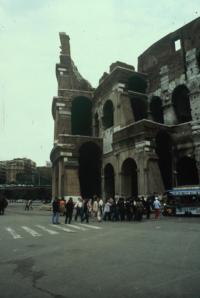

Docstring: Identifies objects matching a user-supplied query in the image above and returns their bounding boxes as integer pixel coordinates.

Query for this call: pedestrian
[52,197,60,224]
[97,197,103,222]
[28,199,33,210]
[74,197,83,221]
[92,198,98,218]
[144,197,151,219]
[153,195,161,219]
[103,199,111,221]
[81,199,90,223]
[0,193,8,215]
[25,199,30,211]
[134,199,144,221]
[118,198,125,221]
[65,197,74,224]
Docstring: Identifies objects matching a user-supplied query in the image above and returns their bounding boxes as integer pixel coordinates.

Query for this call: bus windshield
[164,187,200,216]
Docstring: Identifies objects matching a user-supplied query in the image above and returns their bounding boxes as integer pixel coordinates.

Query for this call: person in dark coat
[52,197,60,224]
[134,199,144,221]
[81,199,89,223]
[65,197,74,224]
[144,197,151,219]
[0,193,8,215]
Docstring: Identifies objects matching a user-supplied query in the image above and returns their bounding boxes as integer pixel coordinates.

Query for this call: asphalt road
[0,203,200,298]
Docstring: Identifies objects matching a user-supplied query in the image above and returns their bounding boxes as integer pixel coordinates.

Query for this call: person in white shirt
[74,197,83,221]
[103,200,111,221]
[153,196,161,219]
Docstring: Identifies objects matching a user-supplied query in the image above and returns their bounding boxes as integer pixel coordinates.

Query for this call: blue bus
[163,186,200,216]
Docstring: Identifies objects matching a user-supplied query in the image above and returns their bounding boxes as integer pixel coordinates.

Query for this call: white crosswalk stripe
[79,223,102,230]
[2,223,103,240]
[68,224,88,231]
[21,226,41,237]
[6,227,22,239]
[35,225,59,235]
[50,224,75,233]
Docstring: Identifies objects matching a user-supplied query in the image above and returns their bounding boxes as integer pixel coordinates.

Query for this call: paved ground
[0,203,200,298]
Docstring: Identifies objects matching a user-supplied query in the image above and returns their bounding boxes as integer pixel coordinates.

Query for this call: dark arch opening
[127,75,147,93]
[150,96,164,123]
[94,113,99,137]
[121,158,138,197]
[104,164,115,198]
[130,97,148,121]
[172,85,192,124]
[79,142,101,198]
[103,100,114,129]
[155,131,172,189]
[177,156,199,186]
[71,96,92,136]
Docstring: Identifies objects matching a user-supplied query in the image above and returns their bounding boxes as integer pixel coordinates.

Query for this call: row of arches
[104,159,138,198]
[77,142,138,198]
[150,84,192,124]
[76,138,199,199]
[71,97,114,137]
[70,84,192,138]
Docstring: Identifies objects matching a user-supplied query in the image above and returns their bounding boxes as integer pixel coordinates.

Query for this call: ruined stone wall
[138,17,200,184]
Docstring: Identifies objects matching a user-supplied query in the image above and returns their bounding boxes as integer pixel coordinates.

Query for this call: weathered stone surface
[51,18,200,199]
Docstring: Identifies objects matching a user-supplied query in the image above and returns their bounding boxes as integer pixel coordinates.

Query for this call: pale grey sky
[0,0,199,165]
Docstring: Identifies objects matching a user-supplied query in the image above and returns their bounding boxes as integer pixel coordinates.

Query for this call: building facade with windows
[50,17,200,199]
[6,158,36,184]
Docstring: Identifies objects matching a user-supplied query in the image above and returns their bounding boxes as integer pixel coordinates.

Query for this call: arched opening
[150,96,164,123]
[130,97,148,121]
[104,164,115,199]
[121,158,138,197]
[155,131,172,189]
[127,75,147,93]
[79,142,101,198]
[177,156,199,186]
[94,113,99,137]
[71,96,92,136]
[103,100,114,129]
[172,85,192,124]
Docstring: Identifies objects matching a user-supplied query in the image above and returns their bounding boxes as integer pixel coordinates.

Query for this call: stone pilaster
[52,164,56,199]
[58,158,63,198]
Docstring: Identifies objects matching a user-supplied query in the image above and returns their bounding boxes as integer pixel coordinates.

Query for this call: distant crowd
[52,195,162,225]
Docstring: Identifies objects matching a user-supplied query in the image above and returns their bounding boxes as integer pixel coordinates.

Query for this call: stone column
[52,164,56,199]
[192,120,200,183]
[58,158,63,198]
[64,160,81,196]
[143,167,148,195]
[101,173,105,199]
[114,153,120,197]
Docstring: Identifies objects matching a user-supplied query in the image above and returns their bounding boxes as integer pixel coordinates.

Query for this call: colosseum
[50,17,200,199]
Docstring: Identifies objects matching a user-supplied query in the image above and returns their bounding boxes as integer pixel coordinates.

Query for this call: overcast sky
[0,0,199,166]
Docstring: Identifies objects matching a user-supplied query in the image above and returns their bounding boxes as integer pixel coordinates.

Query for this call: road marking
[50,224,75,233]
[35,225,59,235]
[68,224,88,231]
[79,224,102,230]
[21,226,41,237]
[6,227,22,239]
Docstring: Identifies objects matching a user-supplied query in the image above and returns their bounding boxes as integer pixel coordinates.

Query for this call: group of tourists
[52,196,104,225]
[52,194,162,225]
